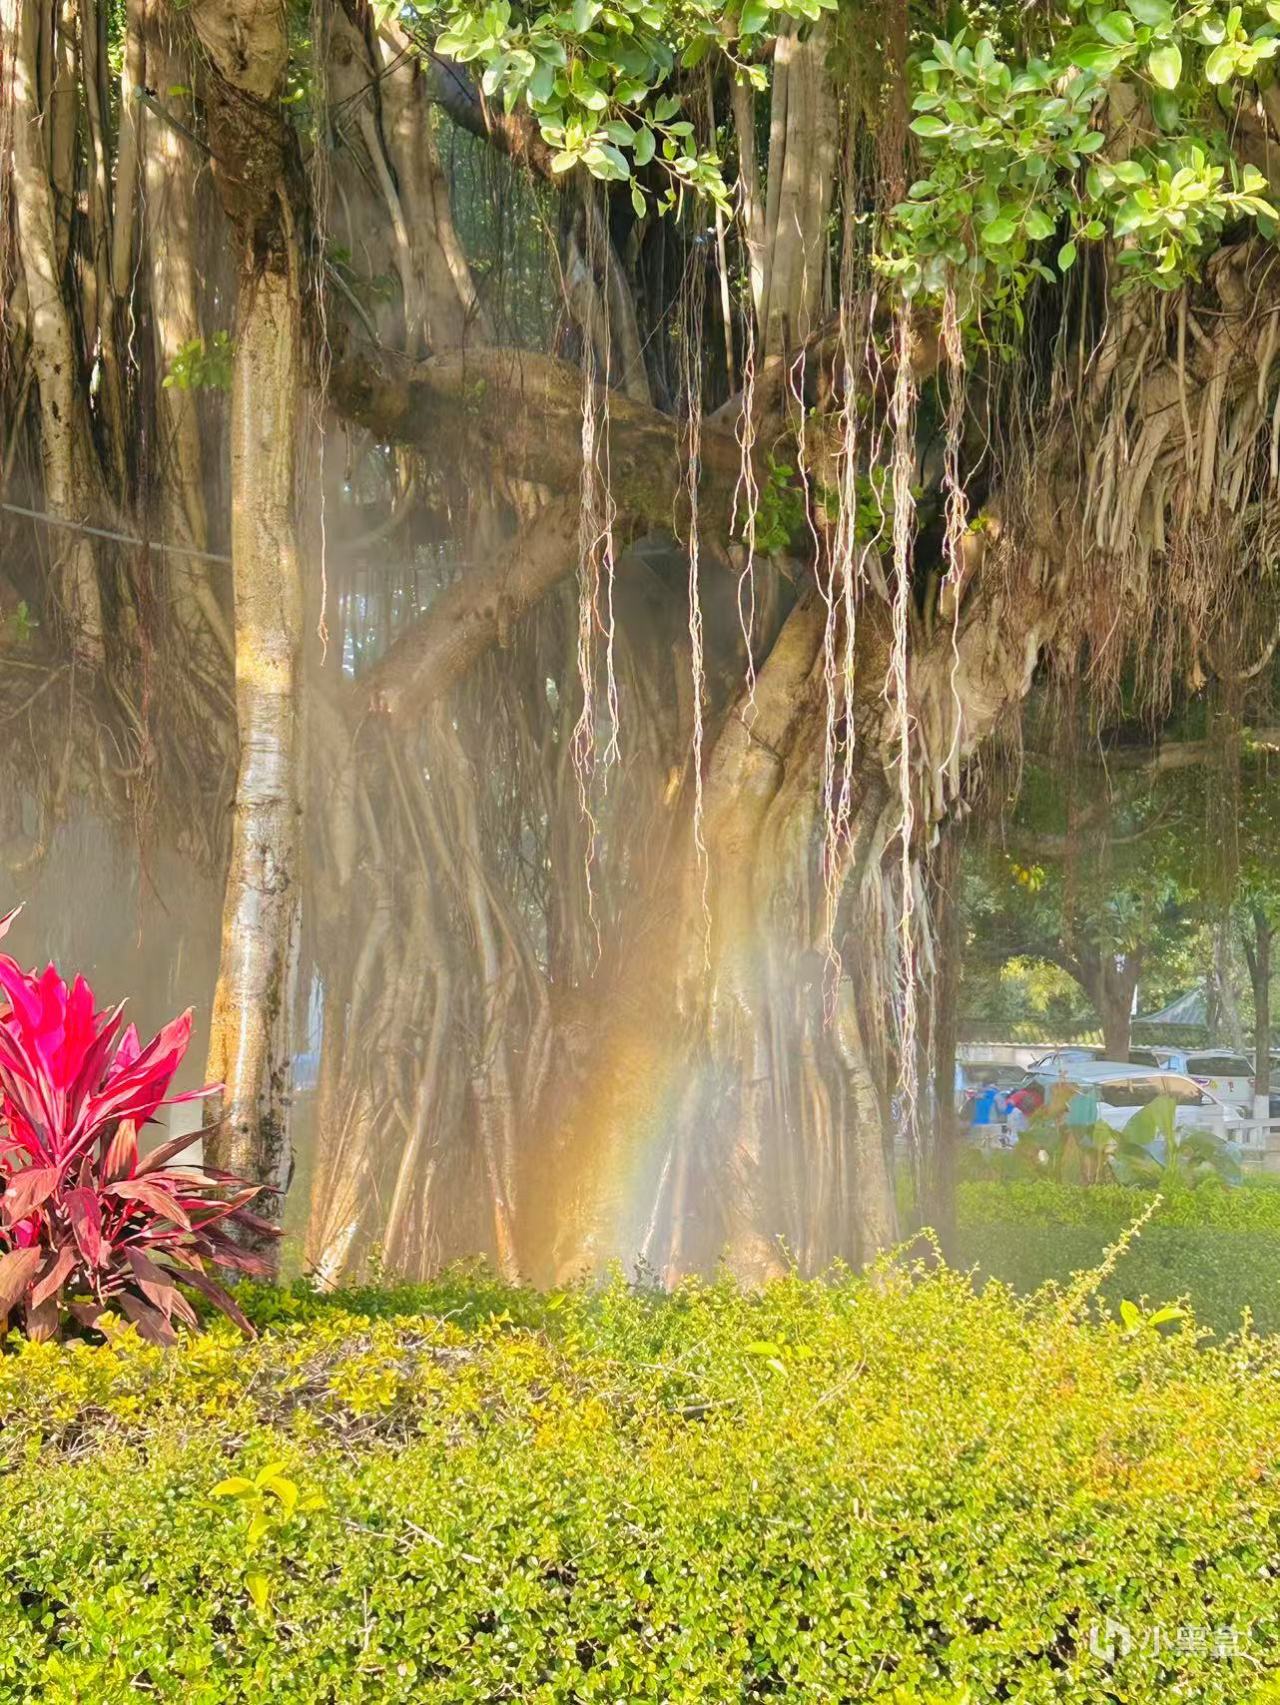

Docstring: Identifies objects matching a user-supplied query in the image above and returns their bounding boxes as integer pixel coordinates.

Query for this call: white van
[1141,1048,1254,1112]
[1028,1060,1239,1134]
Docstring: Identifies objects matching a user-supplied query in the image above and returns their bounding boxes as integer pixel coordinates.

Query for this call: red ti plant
[0,909,276,1343]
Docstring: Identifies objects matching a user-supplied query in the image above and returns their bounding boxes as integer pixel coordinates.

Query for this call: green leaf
[260,1472,298,1515]
[1111,158,1147,185]
[1058,239,1078,270]
[1024,208,1055,239]
[211,1477,255,1499]
[739,0,768,30]
[1119,1299,1143,1331]
[632,124,655,165]
[909,114,951,138]
[631,182,646,216]
[1147,40,1181,87]
[1205,40,1238,82]
[1147,1305,1188,1328]
[980,215,1019,246]
[1127,0,1172,23]
[245,1571,272,1614]
[1095,10,1136,43]
[1070,42,1125,71]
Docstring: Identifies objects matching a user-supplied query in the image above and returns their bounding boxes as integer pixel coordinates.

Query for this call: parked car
[1026,1059,1240,1134]
[1142,1048,1254,1112]
[1025,1047,1101,1074]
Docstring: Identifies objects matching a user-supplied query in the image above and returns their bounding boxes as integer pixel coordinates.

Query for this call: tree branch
[327,339,744,534]
[356,499,577,724]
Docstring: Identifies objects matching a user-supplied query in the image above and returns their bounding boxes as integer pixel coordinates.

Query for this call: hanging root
[680,242,712,950]
[888,301,919,1142]
[733,293,761,717]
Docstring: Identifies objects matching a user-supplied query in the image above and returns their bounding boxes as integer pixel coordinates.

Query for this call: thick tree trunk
[1099,965,1137,1061]
[6,0,105,659]
[142,0,233,662]
[753,16,838,362]
[203,264,304,1233]
[189,0,305,1255]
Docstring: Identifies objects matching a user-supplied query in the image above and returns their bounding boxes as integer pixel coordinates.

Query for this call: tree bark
[1245,908,1273,1114]
[189,0,305,1254]
[924,824,963,1259]
[142,0,234,663]
[6,0,106,660]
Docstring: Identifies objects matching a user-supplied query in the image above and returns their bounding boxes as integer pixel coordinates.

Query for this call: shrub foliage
[5,1265,1280,1701]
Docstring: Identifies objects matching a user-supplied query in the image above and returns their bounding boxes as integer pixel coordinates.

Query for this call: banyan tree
[3,0,1280,1283]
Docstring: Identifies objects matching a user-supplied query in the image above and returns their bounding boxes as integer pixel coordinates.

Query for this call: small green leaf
[1058,239,1078,270]
[980,215,1019,246]
[632,125,655,165]
[909,114,950,138]
[211,1477,255,1499]
[1119,1299,1142,1331]
[1147,1305,1188,1328]
[631,182,646,217]
[1127,0,1172,23]
[1205,40,1238,82]
[1024,208,1055,239]
[739,0,768,30]
[1147,40,1181,86]
[245,1571,272,1614]
[1095,10,1135,43]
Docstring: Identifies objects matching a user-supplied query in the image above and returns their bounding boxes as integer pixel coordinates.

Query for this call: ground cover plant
[5,1261,1280,1702]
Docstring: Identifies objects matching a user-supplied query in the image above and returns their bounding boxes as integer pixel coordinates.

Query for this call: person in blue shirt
[971,1081,1007,1129]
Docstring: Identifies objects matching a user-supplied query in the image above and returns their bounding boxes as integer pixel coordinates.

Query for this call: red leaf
[1,1164,61,1224]
[134,1129,207,1177]
[107,1179,191,1230]
[178,1265,256,1336]
[82,1010,193,1138]
[25,1294,59,1341]
[30,1244,76,1308]
[101,1120,138,1182]
[125,1247,181,1318]
[118,1290,178,1345]
[64,1187,103,1267]
[0,1246,42,1314]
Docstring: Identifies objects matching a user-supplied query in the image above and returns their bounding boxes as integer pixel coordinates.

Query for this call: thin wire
[1,501,232,564]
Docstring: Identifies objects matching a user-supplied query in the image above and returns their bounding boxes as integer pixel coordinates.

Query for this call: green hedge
[955,1180,1280,1335]
[7,1268,1280,1702]
[957,1178,1280,1232]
